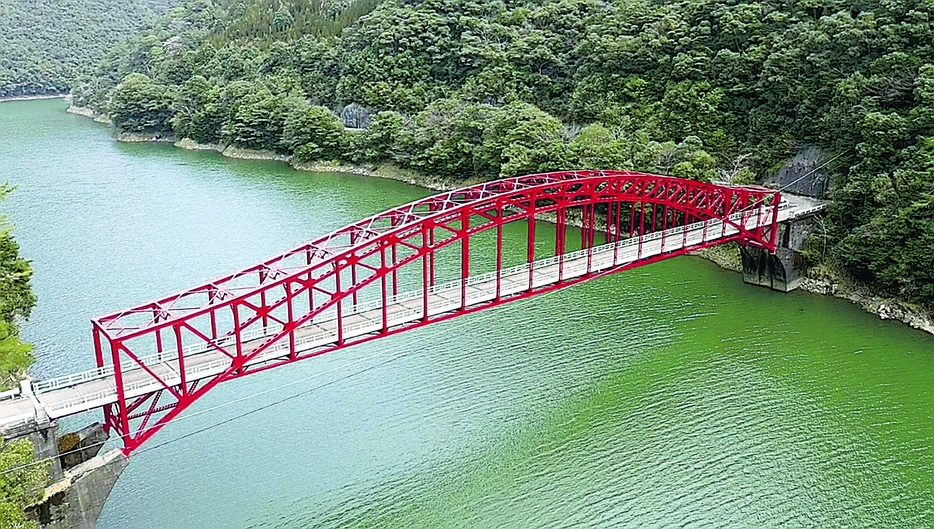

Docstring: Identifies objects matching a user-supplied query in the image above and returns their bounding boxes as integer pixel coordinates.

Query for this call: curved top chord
[93,170,777,339]
[11,169,789,454]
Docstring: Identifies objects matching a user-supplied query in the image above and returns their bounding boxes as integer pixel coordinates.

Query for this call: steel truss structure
[91,170,780,454]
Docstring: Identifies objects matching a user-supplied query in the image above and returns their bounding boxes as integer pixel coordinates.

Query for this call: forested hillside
[0,0,174,98]
[77,0,934,309]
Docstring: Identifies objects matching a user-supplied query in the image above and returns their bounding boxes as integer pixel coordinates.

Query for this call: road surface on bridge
[0,198,821,432]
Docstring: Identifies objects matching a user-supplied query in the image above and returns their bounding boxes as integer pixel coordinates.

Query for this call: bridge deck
[0,202,819,431]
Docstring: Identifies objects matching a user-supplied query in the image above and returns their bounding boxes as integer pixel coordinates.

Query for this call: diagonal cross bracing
[0,171,789,454]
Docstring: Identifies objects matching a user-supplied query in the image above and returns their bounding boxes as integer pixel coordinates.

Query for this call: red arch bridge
[2,170,800,454]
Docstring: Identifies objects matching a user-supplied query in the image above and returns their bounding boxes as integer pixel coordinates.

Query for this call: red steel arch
[91,170,780,453]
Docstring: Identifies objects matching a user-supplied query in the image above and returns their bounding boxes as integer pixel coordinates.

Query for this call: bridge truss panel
[86,170,779,454]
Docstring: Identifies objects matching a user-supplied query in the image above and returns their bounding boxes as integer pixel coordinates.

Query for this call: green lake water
[1,99,932,528]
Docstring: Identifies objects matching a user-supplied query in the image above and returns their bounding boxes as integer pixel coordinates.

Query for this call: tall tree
[0,185,44,529]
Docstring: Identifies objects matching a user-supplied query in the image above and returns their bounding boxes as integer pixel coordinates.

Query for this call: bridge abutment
[741,212,819,292]
[1,396,126,529]
[27,445,128,529]
[2,381,62,480]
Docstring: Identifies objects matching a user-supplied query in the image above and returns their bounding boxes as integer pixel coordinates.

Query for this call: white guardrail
[787,204,825,218]
[33,208,782,415]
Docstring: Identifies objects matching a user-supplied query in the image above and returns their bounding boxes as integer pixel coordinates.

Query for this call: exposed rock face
[115,131,174,142]
[765,144,833,198]
[220,145,289,161]
[798,277,934,335]
[340,103,371,128]
[57,423,108,472]
[66,105,111,124]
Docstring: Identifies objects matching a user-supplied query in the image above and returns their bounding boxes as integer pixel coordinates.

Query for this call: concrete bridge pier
[741,212,820,292]
[27,441,128,529]
[1,385,127,529]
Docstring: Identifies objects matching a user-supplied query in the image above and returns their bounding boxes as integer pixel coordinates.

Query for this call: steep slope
[75,0,934,310]
[0,0,173,97]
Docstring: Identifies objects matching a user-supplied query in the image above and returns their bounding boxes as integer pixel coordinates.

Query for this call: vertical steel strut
[91,171,780,454]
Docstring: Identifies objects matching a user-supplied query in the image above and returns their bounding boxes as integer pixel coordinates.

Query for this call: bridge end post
[769,191,781,253]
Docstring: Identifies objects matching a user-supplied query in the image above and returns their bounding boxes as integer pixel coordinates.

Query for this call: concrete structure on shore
[740,194,825,291]
[1,383,126,529]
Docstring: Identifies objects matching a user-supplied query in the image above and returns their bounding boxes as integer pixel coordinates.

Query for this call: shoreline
[690,245,934,335]
[69,105,934,336]
[0,93,67,103]
[66,105,111,123]
[173,138,460,191]
[796,275,934,334]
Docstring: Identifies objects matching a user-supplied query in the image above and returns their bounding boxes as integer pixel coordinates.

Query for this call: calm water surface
[1,99,932,528]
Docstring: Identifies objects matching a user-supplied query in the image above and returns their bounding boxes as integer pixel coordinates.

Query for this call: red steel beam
[92,171,779,454]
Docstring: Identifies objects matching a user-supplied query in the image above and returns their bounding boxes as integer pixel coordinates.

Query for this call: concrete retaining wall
[3,415,126,529]
[741,214,818,292]
[28,448,128,529]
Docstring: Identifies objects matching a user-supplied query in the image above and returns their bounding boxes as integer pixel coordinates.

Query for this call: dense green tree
[110,74,177,136]
[172,76,233,144]
[0,239,35,328]
[0,0,172,98]
[282,103,346,160]
[336,2,461,111]
[399,99,495,179]
[353,110,404,162]
[64,0,934,308]
[0,438,49,529]
[222,89,302,152]
[0,186,35,390]
[479,102,565,178]
[0,187,43,528]
[0,320,33,394]
[291,37,341,106]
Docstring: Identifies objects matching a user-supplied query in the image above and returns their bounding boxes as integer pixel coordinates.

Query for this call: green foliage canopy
[64,0,934,309]
[0,0,171,98]
[0,186,43,528]
[0,439,49,529]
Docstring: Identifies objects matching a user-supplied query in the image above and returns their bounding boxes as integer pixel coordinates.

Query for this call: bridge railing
[34,208,775,403]
[34,367,113,393]
[787,204,825,218]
